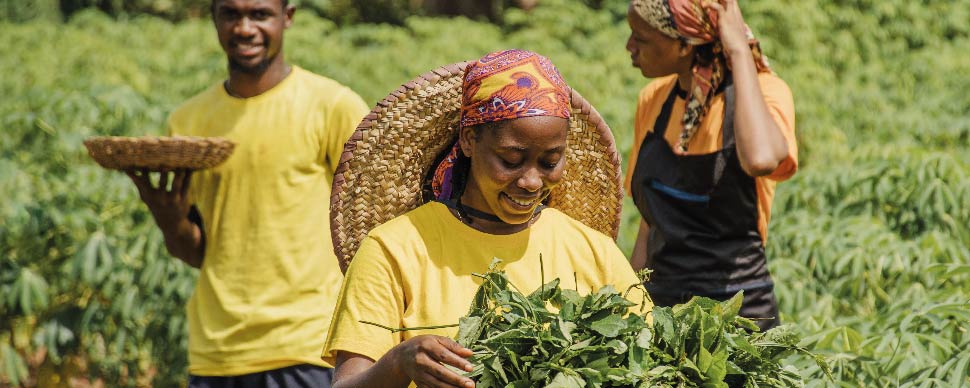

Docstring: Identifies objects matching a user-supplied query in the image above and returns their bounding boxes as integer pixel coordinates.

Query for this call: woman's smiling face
[459,115,568,225]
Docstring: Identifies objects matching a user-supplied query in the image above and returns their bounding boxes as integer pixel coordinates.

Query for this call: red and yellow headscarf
[432,49,571,200]
[631,0,771,153]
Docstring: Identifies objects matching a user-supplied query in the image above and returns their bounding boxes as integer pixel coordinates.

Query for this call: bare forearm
[630,219,651,271]
[334,351,412,388]
[159,218,204,268]
[728,50,788,177]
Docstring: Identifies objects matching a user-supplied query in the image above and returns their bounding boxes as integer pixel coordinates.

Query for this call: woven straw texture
[84,136,235,171]
[330,62,623,271]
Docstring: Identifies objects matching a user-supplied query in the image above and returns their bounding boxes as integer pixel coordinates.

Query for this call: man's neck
[225,59,292,99]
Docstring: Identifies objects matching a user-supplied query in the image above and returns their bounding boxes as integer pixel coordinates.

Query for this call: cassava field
[1,0,968,386]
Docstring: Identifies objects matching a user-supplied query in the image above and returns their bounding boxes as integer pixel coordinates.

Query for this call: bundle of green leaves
[455,261,827,387]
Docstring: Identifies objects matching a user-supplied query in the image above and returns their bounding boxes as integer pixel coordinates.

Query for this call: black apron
[631,82,779,330]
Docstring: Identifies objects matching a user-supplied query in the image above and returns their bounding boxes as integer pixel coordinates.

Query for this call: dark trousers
[189,364,333,388]
[650,286,780,332]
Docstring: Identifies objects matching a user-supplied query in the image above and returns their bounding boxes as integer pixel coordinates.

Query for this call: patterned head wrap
[630,0,771,153]
[432,49,571,201]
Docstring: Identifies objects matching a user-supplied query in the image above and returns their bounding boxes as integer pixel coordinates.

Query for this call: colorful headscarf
[631,0,771,153]
[431,49,571,201]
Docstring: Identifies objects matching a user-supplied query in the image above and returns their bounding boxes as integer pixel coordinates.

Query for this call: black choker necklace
[457,203,505,223]
[437,199,544,225]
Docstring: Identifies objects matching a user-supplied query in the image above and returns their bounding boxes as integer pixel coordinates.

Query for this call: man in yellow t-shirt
[126,0,368,386]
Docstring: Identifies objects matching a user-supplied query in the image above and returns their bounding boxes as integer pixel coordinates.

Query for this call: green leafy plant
[2,0,968,385]
[455,260,825,387]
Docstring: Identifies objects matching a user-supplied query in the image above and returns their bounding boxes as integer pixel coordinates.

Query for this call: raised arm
[706,0,790,177]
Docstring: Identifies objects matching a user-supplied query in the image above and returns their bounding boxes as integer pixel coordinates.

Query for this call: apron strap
[649,80,736,192]
[712,83,736,188]
[653,84,681,138]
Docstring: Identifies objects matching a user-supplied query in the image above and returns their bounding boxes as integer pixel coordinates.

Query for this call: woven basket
[330,62,624,272]
[83,136,236,171]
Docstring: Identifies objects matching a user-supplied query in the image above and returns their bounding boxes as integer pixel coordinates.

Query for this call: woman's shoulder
[351,202,450,269]
[366,202,448,241]
[536,208,616,244]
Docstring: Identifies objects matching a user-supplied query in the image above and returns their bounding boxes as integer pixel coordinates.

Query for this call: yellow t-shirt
[322,202,648,366]
[168,66,369,376]
[623,73,797,243]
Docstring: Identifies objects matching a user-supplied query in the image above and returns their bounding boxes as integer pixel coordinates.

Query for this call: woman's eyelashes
[500,157,523,169]
[541,158,561,169]
[499,157,560,170]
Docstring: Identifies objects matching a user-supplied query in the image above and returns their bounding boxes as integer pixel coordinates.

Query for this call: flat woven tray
[83,136,236,171]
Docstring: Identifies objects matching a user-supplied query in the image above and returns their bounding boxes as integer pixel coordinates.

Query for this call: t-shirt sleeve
[624,86,654,196]
[323,88,370,172]
[760,74,798,181]
[624,78,676,196]
[322,235,406,365]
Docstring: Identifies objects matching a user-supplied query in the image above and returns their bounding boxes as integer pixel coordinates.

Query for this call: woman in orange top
[624,0,797,330]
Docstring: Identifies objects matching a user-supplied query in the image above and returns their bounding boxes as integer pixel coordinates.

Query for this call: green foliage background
[1,0,968,386]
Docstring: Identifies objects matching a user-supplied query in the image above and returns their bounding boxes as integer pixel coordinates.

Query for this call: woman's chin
[497,214,533,226]
[497,194,540,223]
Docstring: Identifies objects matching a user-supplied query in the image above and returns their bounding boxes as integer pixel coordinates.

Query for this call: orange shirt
[623,73,797,243]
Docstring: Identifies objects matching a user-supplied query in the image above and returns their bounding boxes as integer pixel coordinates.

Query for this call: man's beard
[228,54,274,75]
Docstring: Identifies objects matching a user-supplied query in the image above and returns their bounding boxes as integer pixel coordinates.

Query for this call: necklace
[457,202,505,223]
[438,198,545,227]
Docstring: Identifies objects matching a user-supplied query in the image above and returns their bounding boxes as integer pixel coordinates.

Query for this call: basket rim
[83,135,236,171]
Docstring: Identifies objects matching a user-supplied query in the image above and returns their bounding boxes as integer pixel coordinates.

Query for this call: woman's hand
[703,0,750,57]
[333,336,475,388]
[390,335,475,388]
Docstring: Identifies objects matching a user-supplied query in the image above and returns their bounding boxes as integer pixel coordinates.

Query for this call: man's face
[212,0,293,74]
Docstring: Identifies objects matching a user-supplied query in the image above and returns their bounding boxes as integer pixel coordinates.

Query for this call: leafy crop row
[1,0,968,385]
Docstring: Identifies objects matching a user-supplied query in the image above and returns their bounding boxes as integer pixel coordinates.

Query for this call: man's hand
[126,169,204,267]
[126,169,192,231]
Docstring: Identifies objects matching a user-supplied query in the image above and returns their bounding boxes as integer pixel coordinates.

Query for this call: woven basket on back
[330,62,623,272]
[84,136,235,171]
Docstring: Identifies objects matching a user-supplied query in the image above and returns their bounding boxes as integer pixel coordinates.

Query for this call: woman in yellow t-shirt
[624,0,797,331]
[323,49,647,388]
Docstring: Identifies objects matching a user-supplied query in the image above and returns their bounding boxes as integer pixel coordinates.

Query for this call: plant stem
[359,320,459,333]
